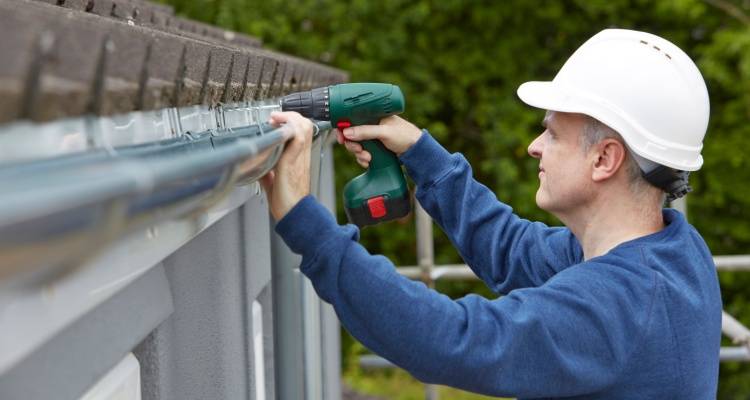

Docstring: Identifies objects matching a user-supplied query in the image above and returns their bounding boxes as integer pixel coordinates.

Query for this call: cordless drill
[280,83,410,227]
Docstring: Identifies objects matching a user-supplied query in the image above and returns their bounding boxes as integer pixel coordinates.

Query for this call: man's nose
[527,132,544,159]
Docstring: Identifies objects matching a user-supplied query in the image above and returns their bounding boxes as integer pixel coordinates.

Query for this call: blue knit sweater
[275,132,722,399]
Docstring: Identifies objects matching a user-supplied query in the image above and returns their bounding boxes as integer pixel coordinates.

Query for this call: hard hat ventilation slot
[639,40,672,60]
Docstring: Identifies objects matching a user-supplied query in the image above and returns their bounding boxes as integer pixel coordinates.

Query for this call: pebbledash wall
[0,1,347,399]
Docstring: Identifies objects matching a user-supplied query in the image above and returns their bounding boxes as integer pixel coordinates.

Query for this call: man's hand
[260,111,314,221]
[336,115,422,168]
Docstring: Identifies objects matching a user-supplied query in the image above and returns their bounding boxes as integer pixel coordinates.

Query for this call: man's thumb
[342,125,384,142]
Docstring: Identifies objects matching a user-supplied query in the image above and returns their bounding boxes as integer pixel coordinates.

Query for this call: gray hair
[580,116,656,198]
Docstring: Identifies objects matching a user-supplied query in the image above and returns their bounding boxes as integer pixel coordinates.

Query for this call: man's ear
[591,138,626,182]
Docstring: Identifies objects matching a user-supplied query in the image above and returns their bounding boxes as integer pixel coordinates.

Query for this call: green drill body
[281,83,410,227]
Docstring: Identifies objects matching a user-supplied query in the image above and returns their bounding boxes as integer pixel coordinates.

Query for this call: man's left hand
[260,111,314,221]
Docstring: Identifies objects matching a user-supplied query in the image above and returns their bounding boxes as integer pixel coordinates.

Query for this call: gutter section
[0,116,331,285]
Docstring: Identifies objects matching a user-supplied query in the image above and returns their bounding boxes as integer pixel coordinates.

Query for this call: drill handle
[361,139,399,170]
[343,138,410,227]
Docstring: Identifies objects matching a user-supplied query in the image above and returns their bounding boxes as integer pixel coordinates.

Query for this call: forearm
[400,132,579,292]
[275,196,466,372]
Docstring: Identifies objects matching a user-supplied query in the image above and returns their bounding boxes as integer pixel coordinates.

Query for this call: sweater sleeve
[399,131,582,293]
[275,196,654,398]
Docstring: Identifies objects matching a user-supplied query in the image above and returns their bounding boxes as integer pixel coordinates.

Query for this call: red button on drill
[367,196,387,218]
[337,121,351,130]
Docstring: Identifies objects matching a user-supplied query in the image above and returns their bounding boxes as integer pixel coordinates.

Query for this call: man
[261,29,722,399]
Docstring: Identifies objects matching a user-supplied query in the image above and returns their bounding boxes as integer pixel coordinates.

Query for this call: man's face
[527,111,594,215]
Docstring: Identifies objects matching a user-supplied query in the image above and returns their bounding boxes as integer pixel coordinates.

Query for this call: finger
[259,171,275,194]
[357,150,372,163]
[355,154,371,167]
[267,113,286,127]
[277,121,313,164]
[277,117,311,145]
[269,111,294,123]
[336,129,344,145]
[268,114,292,141]
[276,124,295,142]
[268,111,306,134]
[342,125,386,142]
[344,140,363,153]
[287,118,314,148]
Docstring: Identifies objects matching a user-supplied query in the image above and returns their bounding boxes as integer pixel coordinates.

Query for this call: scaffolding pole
[415,201,439,400]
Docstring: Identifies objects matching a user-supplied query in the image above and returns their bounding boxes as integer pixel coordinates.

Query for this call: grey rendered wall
[0,266,173,400]
[134,192,276,400]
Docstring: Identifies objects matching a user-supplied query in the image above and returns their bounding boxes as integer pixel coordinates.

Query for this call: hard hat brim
[516,81,703,171]
[517,81,579,114]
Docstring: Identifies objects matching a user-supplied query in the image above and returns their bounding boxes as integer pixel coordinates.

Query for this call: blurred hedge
[163,0,750,397]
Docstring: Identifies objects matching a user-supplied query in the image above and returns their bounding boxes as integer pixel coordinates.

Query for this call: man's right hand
[335,115,422,168]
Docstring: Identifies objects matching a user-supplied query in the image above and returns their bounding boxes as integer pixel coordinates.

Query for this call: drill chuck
[280,87,330,121]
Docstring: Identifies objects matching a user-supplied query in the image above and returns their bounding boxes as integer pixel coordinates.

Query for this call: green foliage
[164,0,750,397]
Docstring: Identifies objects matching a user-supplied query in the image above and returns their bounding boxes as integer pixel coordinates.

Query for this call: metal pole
[416,202,434,285]
[670,196,688,220]
[720,347,750,361]
[714,255,750,271]
[722,310,750,347]
[415,201,439,400]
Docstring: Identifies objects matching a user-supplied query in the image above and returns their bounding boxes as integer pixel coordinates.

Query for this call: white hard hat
[517,29,710,171]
